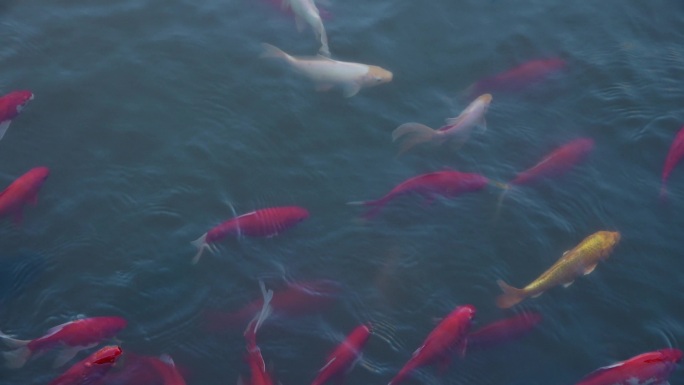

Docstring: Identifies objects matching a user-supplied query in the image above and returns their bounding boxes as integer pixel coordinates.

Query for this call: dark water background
[1,1,684,384]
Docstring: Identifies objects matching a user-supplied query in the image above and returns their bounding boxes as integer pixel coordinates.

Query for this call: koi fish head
[90,345,123,365]
[596,231,621,254]
[100,316,129,336]
[656,348,683,364]
[364,66,393,87]
[10,90,34,113]
[285,206,310,224]
[22,167,50,191]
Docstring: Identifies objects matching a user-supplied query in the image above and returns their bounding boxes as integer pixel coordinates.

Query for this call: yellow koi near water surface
[496,231,620,309]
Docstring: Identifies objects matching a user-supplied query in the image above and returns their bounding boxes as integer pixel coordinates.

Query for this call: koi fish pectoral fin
[0,120,11,141]
[53,343,98,368]
[562,281,574,288]
[583,263,598,275]
[315,83,335,92]
[341,82,362,98]
[477,116,487,133]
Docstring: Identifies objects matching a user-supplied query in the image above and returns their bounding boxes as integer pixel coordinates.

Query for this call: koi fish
[392,94,492,155]
[509,138,594,186]
[467,311,542,350]
[496,138,594,211]
[660,125,684,201]
[101,353,187,385]
[574,348,681,385]
[282,0,330,56]
[203,279,341,332]
[496,231,621,309]
[388,305,475,385]
[191,206,309,264]
[467,58,566,98]
[240,281,276,385]
[348,170,489,219]
[260,43,392,98]
[311,324,371,385]
[0,316,127,369]
[48,345,122,385]
[0,90,33,141]
[0,166,50,225]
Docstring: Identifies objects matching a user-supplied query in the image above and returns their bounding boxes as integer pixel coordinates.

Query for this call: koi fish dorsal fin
[44,321,72,337]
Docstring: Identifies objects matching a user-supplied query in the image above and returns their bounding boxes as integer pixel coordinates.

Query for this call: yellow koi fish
[260,43,393,97]
[496,231,620,308]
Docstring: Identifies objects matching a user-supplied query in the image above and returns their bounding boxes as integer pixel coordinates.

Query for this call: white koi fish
[282,0,330,57]
[392,94,492,155]
[261,43,393,97]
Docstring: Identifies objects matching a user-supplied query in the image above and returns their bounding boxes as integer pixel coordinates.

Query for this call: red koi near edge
[311,324,371,385]
[660,125,684,201]
[388,305,475,385]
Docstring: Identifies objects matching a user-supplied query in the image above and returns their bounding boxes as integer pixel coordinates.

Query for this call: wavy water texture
[1,1,684,385]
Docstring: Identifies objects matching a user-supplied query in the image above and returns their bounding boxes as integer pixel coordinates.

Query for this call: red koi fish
[348,170,489,219]
[660,125,684,201]
[0,166,50,225]
[574,348,681,385]
[240,282,276,385]
[510,138,594,186]
[0,316,127,369]
[203,279,341,332]
[191,206,309,263]
[496,138,594,213]
[467,312,542,350]
[467,58,566,98]
[101,353,186,385]
[311,324,371,385]
[0,90,34,141]
[388,305,476,385]
[48,345,122,385]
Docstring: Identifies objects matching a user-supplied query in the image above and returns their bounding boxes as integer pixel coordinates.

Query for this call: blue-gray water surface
[1,1,684,384]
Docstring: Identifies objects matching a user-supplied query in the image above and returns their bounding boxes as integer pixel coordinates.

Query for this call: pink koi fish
[0,166,49,225]
[467,312,542,350]
[203,279,341,332]
[391,94,492,155]
[467,58,566,98]
[388,305,475,385]
[348,170,489,219]
[0,316,127,369]
[191,206,309,263]
[311,324,371,385]
[574,348,681,385]
[0,90,33,142]
[49,345,122,385]
[660,125,684,201]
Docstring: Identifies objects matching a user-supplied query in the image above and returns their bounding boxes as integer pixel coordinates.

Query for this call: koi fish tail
[0,332,31,369]
[245,281,274,341]
[260,43,293,64]
[347,198,387,220]
[495,280,526,309]
[391,123,437,155]
[191,233,218,265]
[313,19,330,57]
[254,280,274,333]
[659,183,669,203]
[492,182,511,220]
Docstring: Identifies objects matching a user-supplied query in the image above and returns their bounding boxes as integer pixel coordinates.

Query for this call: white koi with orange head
[261,43,393,97]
